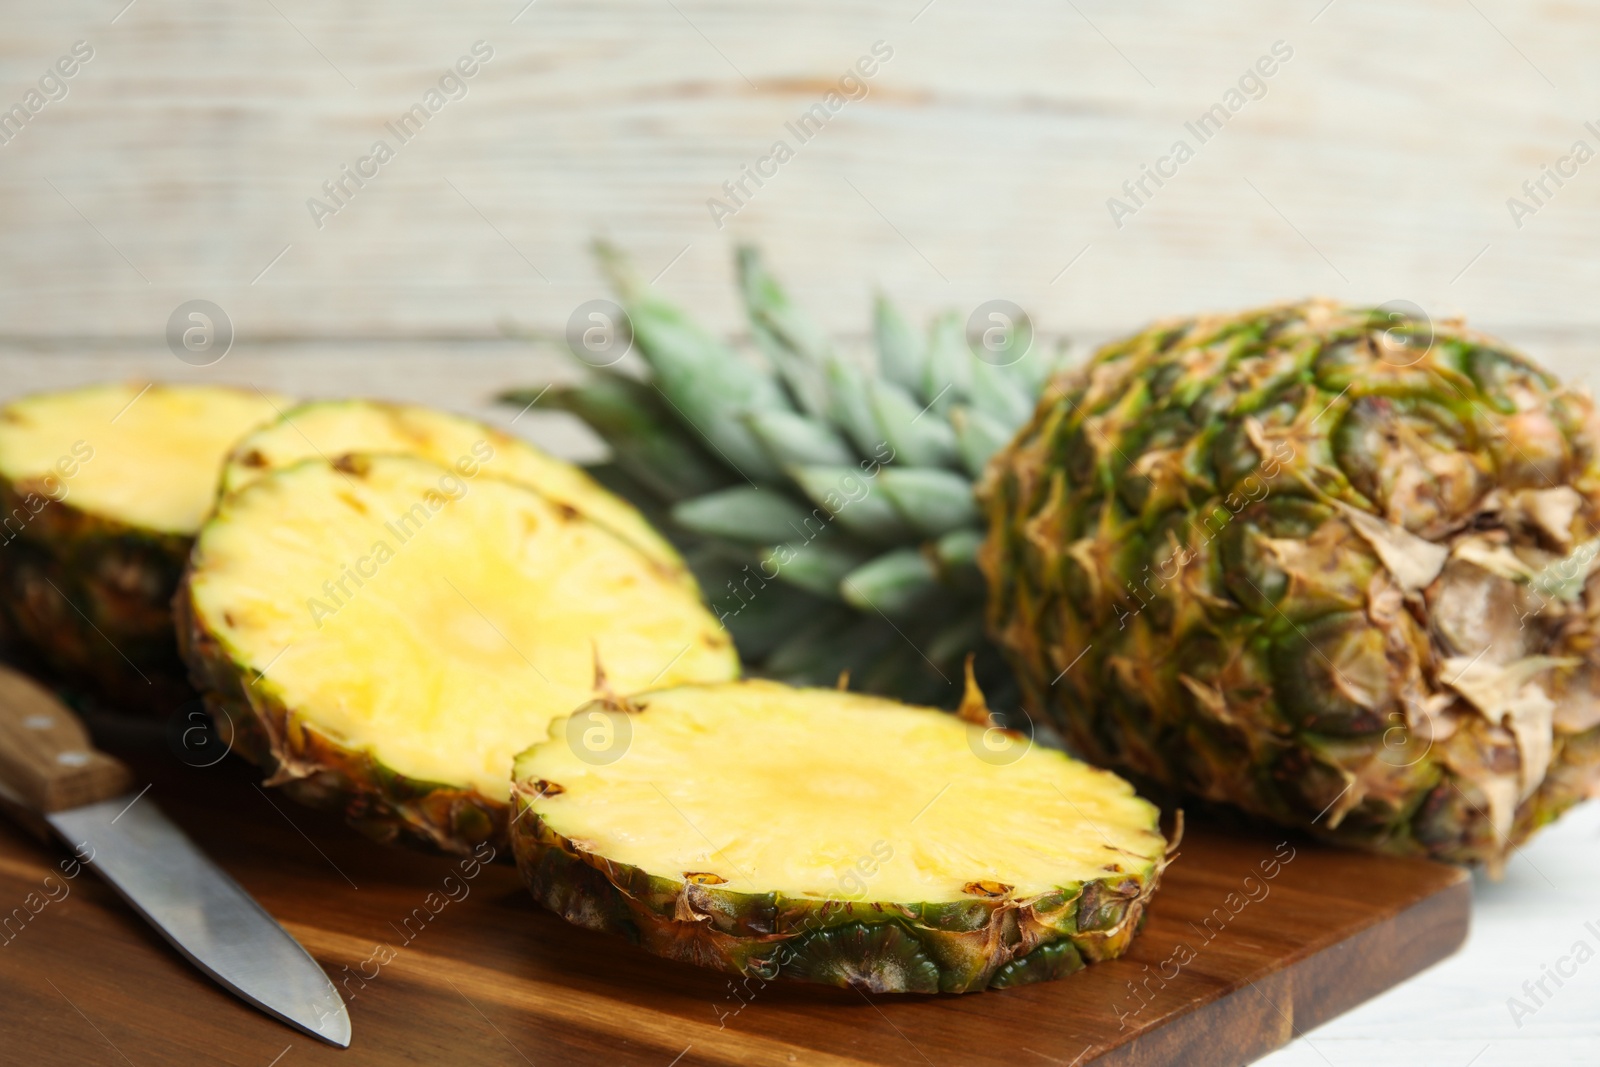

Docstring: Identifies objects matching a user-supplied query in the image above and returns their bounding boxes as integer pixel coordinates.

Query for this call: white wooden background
[3,0,1600,349]
[2,1,1599,1064]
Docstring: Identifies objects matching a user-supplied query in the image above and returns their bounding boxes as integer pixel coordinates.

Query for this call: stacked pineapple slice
[0,383,285,709]
[179,451,737,851]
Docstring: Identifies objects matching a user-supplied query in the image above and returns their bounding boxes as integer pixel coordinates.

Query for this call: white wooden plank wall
[0,0,1596,357]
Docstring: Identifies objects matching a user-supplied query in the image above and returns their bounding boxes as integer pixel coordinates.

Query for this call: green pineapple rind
[0,485,192,712]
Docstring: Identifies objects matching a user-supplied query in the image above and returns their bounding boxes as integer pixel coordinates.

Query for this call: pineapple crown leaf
[875,467,981,537]
[497,243,1039,662]
[534,375,730,501]
[760,538,869,599]
[670,486,812,543]
[873,292,927,395]
[841,547,937,616]
[743,409,855,468]
[789,465,917,543]
[592,237,643,303]
[737,244,837,418]
[550,244,1061,495]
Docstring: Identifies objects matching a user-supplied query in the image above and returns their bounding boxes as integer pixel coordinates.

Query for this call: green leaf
[761,537,872,599]
[876,467,979,538]
[824,356,886,458]
[738,246,834,417]
[924,613,988,672]
[763,613,898,685]
[672,486,815,544]
[841,549,938,615]
[596,241,791,480]
[790,465,916,542]
[749,321,833,419]
[934,528,984,569]
[707,569,830,659]
[869,381,959,470]
[584,462,682,531]
[746,409,856,468]
[857,642,954,706]
[951,405,1015,479]
[930,528,986,597]
[874,294,925,394]
[536,376,730,500]
[968,358,1037,429]
[921,312,971,412]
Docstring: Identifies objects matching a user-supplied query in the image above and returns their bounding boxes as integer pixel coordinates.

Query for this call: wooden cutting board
[0,723,1468,1067]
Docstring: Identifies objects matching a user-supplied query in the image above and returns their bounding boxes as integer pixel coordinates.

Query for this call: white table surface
[1260,799,1600,1067]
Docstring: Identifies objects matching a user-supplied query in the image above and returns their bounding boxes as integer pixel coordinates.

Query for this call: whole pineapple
[984,301,1600,868]
[505,243,1062,709]
[515,251,1600,867]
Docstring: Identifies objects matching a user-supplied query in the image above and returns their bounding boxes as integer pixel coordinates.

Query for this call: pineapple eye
[332,453,371,477]
[684,872,728,885]
[961,881,1014,899]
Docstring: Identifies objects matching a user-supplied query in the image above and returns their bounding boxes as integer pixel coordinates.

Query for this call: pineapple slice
[179,453,738,853]
[512,680,1168,993]
[219,398,678,569]
[0,382,285,706]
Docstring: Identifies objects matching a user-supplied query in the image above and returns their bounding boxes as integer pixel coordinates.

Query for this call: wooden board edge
[1091,871,1472,1066]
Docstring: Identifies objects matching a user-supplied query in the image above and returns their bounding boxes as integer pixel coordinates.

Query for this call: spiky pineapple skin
[173,578,502,855]
[983,300,1600,866]
[510,776,1161,994]
[0,478,191,712]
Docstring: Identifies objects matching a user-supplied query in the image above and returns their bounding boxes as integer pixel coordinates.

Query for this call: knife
[0,665,351,1048]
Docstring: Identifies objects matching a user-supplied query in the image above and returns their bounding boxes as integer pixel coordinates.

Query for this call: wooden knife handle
[0,665,133,814]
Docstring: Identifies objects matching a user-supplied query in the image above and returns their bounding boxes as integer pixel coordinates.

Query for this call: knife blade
[0,665,351,1048]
